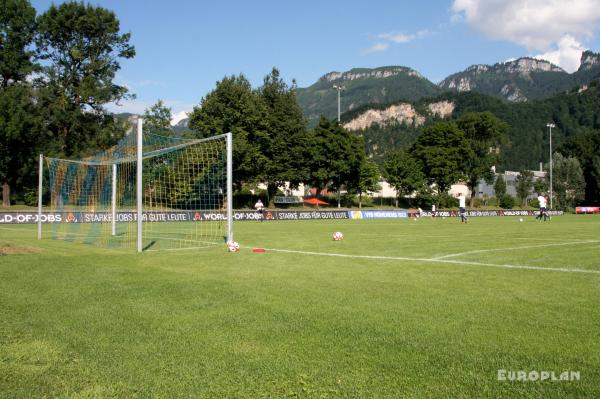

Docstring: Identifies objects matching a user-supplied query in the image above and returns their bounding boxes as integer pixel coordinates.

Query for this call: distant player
[536,193,548,221]
[458,193,467,223]
[544,193,551,221]
[254,198,264,222]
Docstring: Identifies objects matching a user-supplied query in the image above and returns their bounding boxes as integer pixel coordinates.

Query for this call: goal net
[39,120,233,252]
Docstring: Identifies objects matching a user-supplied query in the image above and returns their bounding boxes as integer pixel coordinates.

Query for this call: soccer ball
[227,241,240,252]
[332,231,344,241]
[519,218,523,222]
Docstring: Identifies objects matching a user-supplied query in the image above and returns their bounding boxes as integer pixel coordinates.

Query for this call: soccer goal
[38,119,233,252]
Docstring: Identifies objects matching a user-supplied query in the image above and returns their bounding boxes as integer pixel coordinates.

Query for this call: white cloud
[362,42,390,55]
[379,32,415,44]
[170,110,189,126]
[452,0,600,70]
[377,29,431,44]
[364,29,431,55]
[534,35,587,72]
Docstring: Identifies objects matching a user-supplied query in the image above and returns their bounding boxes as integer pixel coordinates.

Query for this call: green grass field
[1,215,599,398]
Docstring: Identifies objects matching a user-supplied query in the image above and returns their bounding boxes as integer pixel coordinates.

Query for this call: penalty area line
[259,247,600,275]
[431,240,600,260]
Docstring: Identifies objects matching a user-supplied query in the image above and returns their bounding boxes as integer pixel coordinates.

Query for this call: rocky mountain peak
[343,103,426,131]
[500,57,564,74]
[466,64,489,73]
[323,67,422,83]
[579,50,600,71]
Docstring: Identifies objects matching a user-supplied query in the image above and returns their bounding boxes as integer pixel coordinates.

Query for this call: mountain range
[296,50,600,125]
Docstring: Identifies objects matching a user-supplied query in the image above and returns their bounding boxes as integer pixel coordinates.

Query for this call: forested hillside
[296,67,441,126]
[344,82,600,172]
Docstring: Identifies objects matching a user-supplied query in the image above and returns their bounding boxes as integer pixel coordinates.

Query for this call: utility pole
[333,85,344,122]
[333,85,345,208]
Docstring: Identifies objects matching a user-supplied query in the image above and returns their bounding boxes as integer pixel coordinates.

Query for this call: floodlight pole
[333,85,345,208]
[136,118,143,252]
[333,85,344,122]
[546,123,555,209]
[37,154,43,240]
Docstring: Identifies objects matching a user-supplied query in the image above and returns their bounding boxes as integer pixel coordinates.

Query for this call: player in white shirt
[254,198,264,221]
[536,193,548,221]
[458,193,467,223]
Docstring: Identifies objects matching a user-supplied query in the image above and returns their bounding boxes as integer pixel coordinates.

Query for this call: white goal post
[38,118,233,252]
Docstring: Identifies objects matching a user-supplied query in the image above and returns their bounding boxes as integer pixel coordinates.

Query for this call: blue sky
[30,0,600,123]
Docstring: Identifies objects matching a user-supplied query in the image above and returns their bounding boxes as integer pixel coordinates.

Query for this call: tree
[456,112,508,206]
[515,170,533,205]
[348,158,381,208]
[559,130,600,205]
[0,85,45,206]
[304,117,363,197]
[143,100,172,133]
[384,150,425,207]
[494,174,506,198]
[0,0,37,88]
[410,122,470,194]
[0,0,42,206]
[533,177,547,196]
[550,152,585,209]
[257,68,309,203]
[188,74,268,189]
[35,2,135,156]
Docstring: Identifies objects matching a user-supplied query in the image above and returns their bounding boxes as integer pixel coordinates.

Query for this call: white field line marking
[145,245,218,252]
[431,240,600,260]
[0,226,34,232]
[257,247,600,275]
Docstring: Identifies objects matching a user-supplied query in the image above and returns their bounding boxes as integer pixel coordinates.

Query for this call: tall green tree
[384,150,425,207]
[559,129,600,205]
[188,74,268,189]
[410,122,471,194]
[533,177,547,196]
[35,1,134,157]
[0,0,42,206]
[549,152,585,209]
[494,174,507,198]
[515,170,533,205]
[0,0,37,88]
[0,85,45,206]
[305,117,363,197]
[348,158,381,208]
[143,99,172,133]
[257,68,309,203]
[456,112,507,206]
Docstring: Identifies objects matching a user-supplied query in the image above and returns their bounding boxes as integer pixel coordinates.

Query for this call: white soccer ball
[332,231,344,241]
[227,241,240,252]
[519,218,523,222]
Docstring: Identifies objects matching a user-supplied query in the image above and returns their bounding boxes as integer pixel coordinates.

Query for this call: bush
[350,194,373,208]
[473,197,486,208]
[436,192,457,209]
[23,188,38,207]
[499,194,515,209]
